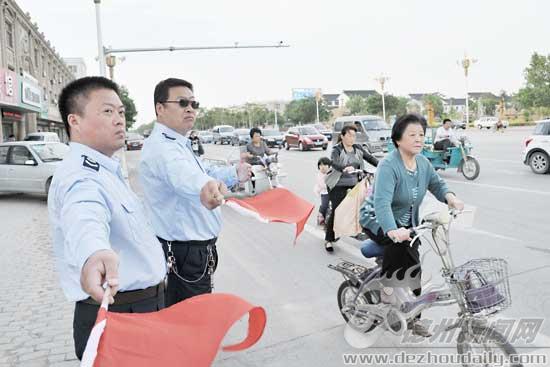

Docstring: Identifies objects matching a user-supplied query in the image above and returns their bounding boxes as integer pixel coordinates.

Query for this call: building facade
[63,57,87,79]
[0,0,76,142]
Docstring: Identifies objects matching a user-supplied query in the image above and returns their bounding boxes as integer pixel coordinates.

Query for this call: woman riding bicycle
[359,113,464,337]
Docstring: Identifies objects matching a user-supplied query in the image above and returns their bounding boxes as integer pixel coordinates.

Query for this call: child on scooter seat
[314,157,332,226]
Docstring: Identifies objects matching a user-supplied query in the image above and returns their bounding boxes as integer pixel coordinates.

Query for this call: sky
[17,0,550,127]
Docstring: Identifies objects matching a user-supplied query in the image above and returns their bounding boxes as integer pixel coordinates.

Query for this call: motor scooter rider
[244,127,281,192]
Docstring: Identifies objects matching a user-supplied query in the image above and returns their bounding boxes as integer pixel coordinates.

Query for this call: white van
[24,132,60,143]
[332,115,391,154]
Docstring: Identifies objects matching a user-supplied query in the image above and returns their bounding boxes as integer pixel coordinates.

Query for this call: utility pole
[458,54,477,128]
[93,0,106,76]
[315,90,321,123]
[374,75,390,122]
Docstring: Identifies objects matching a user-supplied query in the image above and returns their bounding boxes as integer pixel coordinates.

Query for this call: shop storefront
[0,68,22,142]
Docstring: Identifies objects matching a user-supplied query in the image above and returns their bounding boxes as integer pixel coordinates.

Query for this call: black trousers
[73,289,164,360]
[364,227,422,312]
[434,139,454,151]
[319,193,330,218]
[158,237,218,307]
[325,185,354,242]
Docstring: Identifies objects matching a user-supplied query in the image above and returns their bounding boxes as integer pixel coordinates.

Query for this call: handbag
[324,169,342,191]
[462,270,505,313]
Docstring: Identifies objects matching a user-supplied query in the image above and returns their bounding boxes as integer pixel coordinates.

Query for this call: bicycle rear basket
[452,258,511,315]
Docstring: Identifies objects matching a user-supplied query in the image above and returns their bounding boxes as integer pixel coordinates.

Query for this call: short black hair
[443,118,452,124]
[250,127,262,138]
[58,76,120,139]
[318,157,332,168]
[391,113,427,148]
[153,78,194,116]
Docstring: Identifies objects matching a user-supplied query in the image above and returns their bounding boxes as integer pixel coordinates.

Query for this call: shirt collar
[69,142,121,175]
[155,122,191,147]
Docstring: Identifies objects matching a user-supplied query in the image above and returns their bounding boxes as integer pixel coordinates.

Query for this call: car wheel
[478,125,482,129]
[299,142,305,151]
[322,145,328,150]
[529,151,550,174]
[285,142,290,150]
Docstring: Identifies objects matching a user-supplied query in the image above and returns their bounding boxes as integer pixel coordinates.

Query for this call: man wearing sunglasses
[139,78,251,305]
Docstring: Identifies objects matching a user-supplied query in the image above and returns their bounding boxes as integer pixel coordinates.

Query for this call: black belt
[157,237,217,246]
[81,282,164,306]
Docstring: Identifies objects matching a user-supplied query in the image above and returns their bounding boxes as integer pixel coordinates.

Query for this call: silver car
[0,141,69,195]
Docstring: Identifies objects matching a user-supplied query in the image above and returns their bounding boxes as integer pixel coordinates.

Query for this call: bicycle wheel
[457,325,522,367]
[337,280,380,333]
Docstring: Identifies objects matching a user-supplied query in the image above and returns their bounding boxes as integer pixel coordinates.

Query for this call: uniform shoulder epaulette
[81,155,100,172]
[162,133,176,141]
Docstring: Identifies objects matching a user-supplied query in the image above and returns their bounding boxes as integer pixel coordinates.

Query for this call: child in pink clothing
[314,157,332,225]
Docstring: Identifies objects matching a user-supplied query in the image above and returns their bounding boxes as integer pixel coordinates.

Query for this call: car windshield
[25,135,44,141]
[220,127,234,133]
[262,130,280,136]
[235,129,249,136]
[363,119,390,130]
[299,127,318,135]
[199,131,212,136]
[126,133,143,140]
[312,124,326,130]
[30,143,69,162]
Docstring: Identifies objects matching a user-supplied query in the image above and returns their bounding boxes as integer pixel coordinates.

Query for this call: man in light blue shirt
[48,77,166,360]
[140,78,251,306]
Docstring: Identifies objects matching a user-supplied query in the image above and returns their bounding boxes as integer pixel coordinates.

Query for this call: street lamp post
[458,54,477,128]
[374,75,390,122]
[93,0,106,76]
[315,89,321,123]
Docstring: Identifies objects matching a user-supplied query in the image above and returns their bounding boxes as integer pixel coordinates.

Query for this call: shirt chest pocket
[120,200,143,244]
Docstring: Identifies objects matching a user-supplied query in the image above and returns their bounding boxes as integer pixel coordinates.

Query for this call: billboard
[292,88,317,101]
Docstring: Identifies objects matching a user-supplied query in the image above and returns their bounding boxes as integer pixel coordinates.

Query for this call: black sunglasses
[162,99,200,109]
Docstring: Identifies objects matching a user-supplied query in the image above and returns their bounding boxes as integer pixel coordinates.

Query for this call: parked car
[231,129,251,146]
[452,120,466,129]
[262,129,285,148]
[333,115,391,154]
[0,141,69,195]
[307,123,332,141]
[212,125,235,145]
[284,126,327,151]
[523,119,550,174]
[125,132,144,150]
[198,130,213,144]
[474,116,509,129]
[24,132,60,142]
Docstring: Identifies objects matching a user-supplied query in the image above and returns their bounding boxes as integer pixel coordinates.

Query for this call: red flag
[225,188,314,242]
[81,293,266,367]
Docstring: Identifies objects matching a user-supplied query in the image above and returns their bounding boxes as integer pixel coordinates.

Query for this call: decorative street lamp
[458,54,477,128]
[374,75,390,122]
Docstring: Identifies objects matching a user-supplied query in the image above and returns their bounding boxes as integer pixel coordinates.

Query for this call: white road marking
[445,179,550,196]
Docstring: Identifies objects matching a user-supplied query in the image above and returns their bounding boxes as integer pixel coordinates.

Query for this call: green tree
[422,94,444,117]
[120,86,138,130]
[366,94,409,119]
[285,97,329,124]
[365,95,383,115]
[480,97,499,116]
[346,95,369,114]
[133,120,155,135]
[517,53,550,108]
